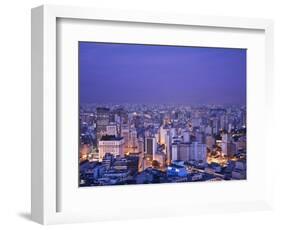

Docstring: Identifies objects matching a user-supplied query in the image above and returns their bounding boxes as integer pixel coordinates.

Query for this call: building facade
[96,107,110,140]
[98,135,125,159]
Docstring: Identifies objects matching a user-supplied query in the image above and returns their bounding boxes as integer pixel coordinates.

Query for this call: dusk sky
[79,42,246,105]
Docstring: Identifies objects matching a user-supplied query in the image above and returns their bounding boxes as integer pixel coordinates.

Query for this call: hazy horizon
[79,42,246,105]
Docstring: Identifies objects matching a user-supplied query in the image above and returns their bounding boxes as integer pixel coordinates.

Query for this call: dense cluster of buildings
[79,104,247,187]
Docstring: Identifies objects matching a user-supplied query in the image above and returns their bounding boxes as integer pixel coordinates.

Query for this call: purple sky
[79,42,246,105]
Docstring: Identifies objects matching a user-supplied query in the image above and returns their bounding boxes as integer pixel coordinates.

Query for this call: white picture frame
[31,5,274,225]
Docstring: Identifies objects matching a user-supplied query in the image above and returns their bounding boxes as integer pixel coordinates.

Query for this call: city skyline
[79,42,246,105]
[79,42,247,187]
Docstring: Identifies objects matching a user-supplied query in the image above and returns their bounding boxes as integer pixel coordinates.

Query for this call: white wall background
[0,0,280,229]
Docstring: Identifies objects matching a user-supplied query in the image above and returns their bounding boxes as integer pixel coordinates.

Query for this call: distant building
[206,135,215,149]
[172,136,182,144]
[159,126,168,145]
[205,125,212,135]
[183,131,190,143]
[145,137,157,158]
[171,143,179,161]
[221,133,237,157]
[191,117,201,127]
[232,170,246,179]
[135,169,153,184]
[96,107,110,140]
[129,128,138,153]
[106,123,118,136]
[167,164,187,177]
[234,136,246,151]
[79,144,90,162]
[165,131,171,164]
[170,128,177,138]
[178,142,190,162]
[232,160,246,179]
[112,157,128,171]
[227,142,237,157]
[222,133,231,143]
[102,153,114,170]
[121,125,130,153]
[171,160,185,167]
[172,141,206,163]
[189,142,207,163]
[98,135,125,159]
[153,152,165,166]
[211,118,219,135]
[191,173,203,181]
[138,137,145,154]
[195,132,205,143]
[220,115,228,130]
[221,133,230,155]
[125,155,139,175]
[135,168,167,184]
[235,160,246,170]
[93,165,106,180]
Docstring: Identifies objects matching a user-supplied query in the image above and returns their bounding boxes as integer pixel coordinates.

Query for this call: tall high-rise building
[172,141,206,163]
[205,125,212,135]
[155,133,160,143]
[102,153,114,170]
[206,135,215,149]
[226,142,237,157]
[106,123,118,136]
[96,107,110,140]
[178,143,190,162]
[171,143,178,161]
[228,123,233,133]
[138,137,144,154]
[98,135,125,160]
[165,131,171,164]
[183,131,190,143]
[170,128,177,138]
[241,109,246,127]
[159,126,168,145]
[191,117,201,127]
[220,115,227,131]
[211,118,219,135]
[189,142,207,163]
[222,133,231,143]
[145,137,157,157]
[129,128,138,153]
[195,132,205,143]
[221,133,231,156]
[121,125,130,153]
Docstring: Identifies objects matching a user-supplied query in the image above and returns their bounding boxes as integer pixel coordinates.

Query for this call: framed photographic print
[78,42,247,187]
[31,5,274,225]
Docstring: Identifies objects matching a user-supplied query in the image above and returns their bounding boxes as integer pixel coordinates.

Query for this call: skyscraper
[129,127,138,153]
[106,123,118,136]
[121,125,130,153]
[221,133,231,156]
[138,137,144,154]
[159,126,168,145]
[165,131,171,164]
[206,135,215,149]
[171,143,178,161]
[190,142,207,163]
[145,137,157,157]
[178,142,190,162]
[183,131,190,143]
[96,107,110,140]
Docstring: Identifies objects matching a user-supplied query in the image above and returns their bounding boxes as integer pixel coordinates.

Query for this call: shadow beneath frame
[18,212,32,221]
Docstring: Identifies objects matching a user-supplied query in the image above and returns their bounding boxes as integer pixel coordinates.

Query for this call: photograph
[78,42,247,187]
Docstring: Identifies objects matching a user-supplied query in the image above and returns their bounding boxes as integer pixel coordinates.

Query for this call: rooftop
[100,135,124,141]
